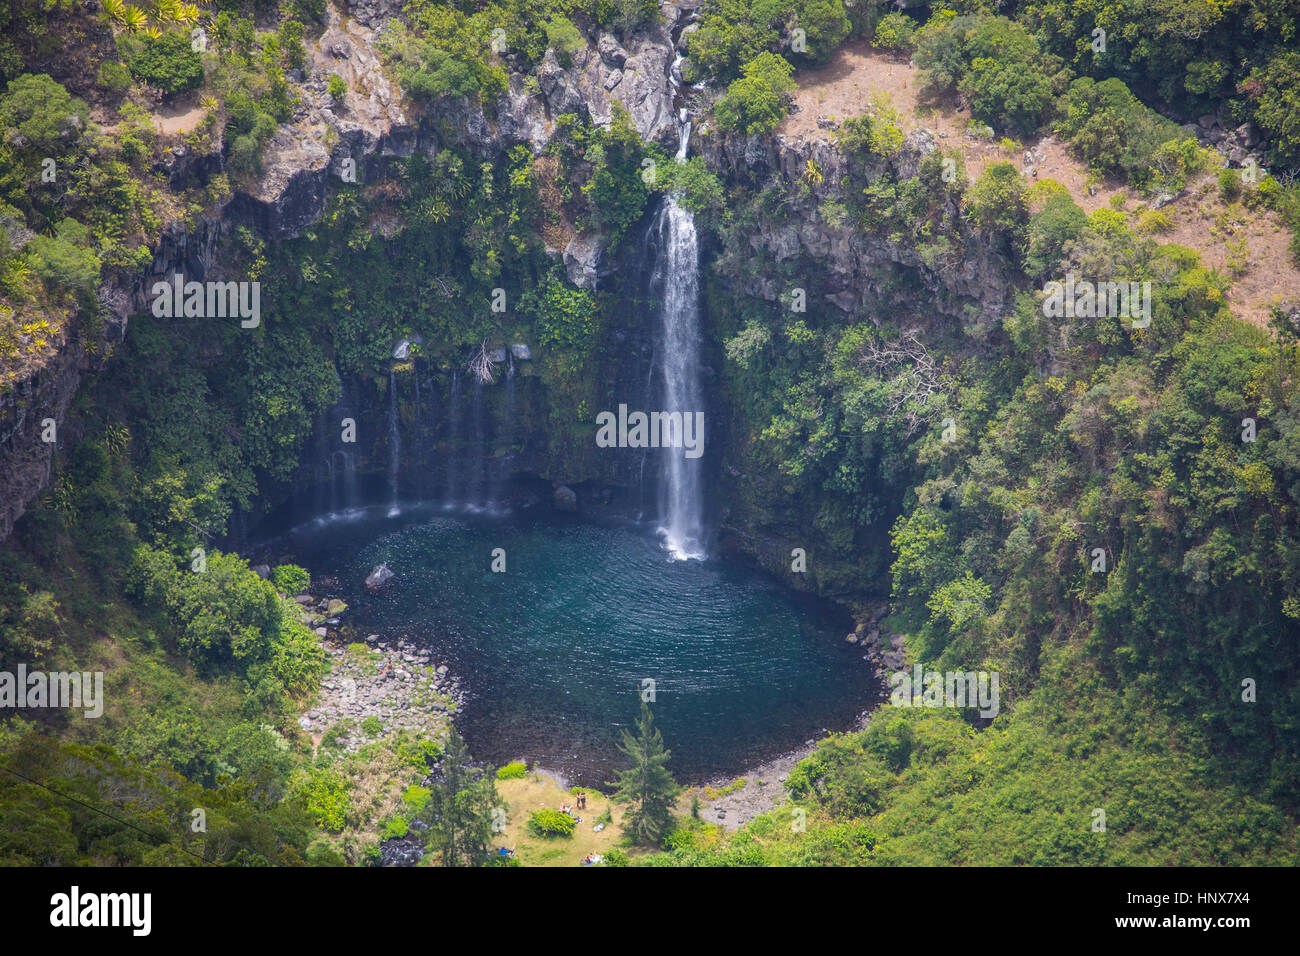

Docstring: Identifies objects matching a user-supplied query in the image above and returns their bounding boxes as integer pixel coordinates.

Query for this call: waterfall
[341,449,357,510]
[470,378,486,510]
[654,196,706,561]
[387,371,401,516]
[445,371,461,507]
[488,358,516,512]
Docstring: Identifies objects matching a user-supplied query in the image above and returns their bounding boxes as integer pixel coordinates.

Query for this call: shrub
[874,13,916,52]
[397,737,443,770]
[0,74,91,154]
[271,564,310,594]
[496,760,528,779]
[97,60,133,94]
[658,156,725,216]
[1136,207,1173,235]
[361,716,384,736]
[26,220,101,298]
[402,785,431,813]
[714,52,795,135]
[527,808,576,837]
[965,161,1027,236]
[1024,191,1087,277]
[544,16,584,67]
[299,767,350,831]
[128,32,204,95]
[1057,77,1186,189]
[604,847,629,866]
[327,74,345,101]
[581,103,650,245]
[525,270,599,350]
[594,0,660,36]
[1218,166,1242,202]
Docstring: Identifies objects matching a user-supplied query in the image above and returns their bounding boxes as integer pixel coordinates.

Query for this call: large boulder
[365,563,395,592]
[563,235,607,289]
[597,32,628,68]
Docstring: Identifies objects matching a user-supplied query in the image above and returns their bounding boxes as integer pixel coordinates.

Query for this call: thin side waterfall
[655,195,706,560]
[341,449,357,510]
[488,358,516,511]
[445,371,461,507]
[470,378,486,510]
[387,371,401,516]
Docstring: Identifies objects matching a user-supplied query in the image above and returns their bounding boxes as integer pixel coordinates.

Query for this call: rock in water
[365,563,395,592]
[554,485,578,512]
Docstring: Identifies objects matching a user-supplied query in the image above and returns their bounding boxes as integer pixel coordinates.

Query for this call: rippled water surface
[273,505,878,784]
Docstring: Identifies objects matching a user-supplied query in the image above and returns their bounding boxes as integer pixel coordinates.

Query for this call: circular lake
[264,504,880,785]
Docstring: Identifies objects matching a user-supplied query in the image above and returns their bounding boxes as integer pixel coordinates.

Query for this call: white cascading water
[387,371,401,516]
[655,195,706,560]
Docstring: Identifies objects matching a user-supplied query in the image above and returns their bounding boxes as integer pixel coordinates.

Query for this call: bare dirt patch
[152,99,207,136]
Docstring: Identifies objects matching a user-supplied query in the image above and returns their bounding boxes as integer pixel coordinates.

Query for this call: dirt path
[778,41,1298,328]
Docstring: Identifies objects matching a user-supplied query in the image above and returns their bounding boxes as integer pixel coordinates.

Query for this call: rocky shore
[290,586,465,753]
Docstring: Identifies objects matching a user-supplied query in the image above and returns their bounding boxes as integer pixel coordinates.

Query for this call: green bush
[496,760,528,779]
[361,716,384,736]
[25,220,100,298]
[714,52,795,136]
[914,14,1059,137]
[128,32,204,95]
[527,808,576,837]
[0,74,90,154]
[327,74,345,101]
[271,564,310,594]
[594,0,660,36]
[581,104,650,246]
[299,767,350,832]
[874,13,916,52]
[1057,77,1188,191]
[97,60,133,94]
[1024,189,1087,278]
[402,784,431,813]
[965,161,1027,236]
[525,270,600,350]
[544,16,584,67]
[1218,166,1242,202]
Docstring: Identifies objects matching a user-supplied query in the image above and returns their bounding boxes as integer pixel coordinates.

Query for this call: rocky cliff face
[1,6,1022,552]
[0,6,683,541]
[698,125,1015,328]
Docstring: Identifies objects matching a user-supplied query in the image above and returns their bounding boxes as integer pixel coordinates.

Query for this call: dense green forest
[1,0,1298,865]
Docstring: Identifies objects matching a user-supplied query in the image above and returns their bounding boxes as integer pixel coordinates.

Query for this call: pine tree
[421,728,499,866]
[610,700,680,846]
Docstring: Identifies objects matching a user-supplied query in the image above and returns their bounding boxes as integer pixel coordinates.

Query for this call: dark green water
[274,504,878,785]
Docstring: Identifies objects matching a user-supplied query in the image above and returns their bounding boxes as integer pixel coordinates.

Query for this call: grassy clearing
[495,772,642,867]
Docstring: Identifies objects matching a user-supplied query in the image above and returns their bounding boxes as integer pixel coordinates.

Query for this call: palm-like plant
[142,25,163,38]
[101,0,128,26]
[175,3,201,25]
[122,5,147,31]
